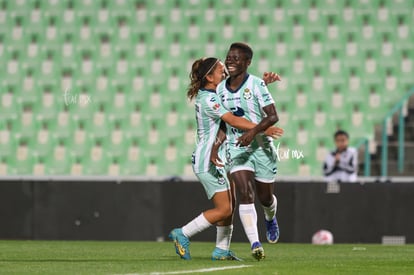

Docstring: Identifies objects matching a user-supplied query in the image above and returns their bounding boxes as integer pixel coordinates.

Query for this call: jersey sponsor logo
[221,96,241,102]
[260,81,266,87]
[213,103,221,111]
[231,106,245,117]
[263,94,272,102]
[243,88,252,100]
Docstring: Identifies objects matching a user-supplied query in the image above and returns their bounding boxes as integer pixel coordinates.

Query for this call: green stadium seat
[67,121,92,159]
[158,139,184,176]
[106,157,121,176]
[142,119,168,160]
[36,89,59,121]
[144,157,159,177]
[0,0,7,25]
[33,120,55,159]
[52,106,75,140]
[45,139,72,175]
[119,139,146,175]
[6,16,25,43]
[104,121,128,159]
[133,3,150,34]
[87,110,110,139]
[83,142,109,175]
[11,139,35,175]
[344,103,373,139]
[275,103,291,130]
[183,120,197,147]
[0,120,16,159]
[0,86,19,120]
[292,91,315,121]
[14,103,37,140]
[389,0,414,17]
[70,86,93,121]
[0,156,9,175]
[70,157,84,175]
[4,49,22,87]
[122,108,145,141]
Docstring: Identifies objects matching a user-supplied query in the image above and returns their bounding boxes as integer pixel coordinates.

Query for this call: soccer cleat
[168,228,191,260]
[211,247,243,261]
[251,241,265,261]
[265,217,280,243]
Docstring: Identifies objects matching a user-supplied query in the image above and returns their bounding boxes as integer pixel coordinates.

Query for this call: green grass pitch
[0,241,413,274]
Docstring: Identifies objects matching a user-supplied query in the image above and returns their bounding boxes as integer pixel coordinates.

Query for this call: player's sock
[262,195,277,221]
[239,204,259,246]
[182,213,212,238]
[215,225,233,251]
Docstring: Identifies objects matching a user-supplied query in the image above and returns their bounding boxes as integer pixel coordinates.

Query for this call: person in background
[323,130,358,182]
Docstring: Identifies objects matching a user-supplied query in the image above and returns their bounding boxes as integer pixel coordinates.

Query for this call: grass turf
[0,241,413,274]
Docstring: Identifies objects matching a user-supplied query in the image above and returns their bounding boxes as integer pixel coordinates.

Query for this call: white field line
[117,264,252,275]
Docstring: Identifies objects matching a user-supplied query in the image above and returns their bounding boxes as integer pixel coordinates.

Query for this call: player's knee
[239,191,255,204]
[223,207,232,219]
[258,193,273,206]
[217,204,232,220]
[237,184,255,203]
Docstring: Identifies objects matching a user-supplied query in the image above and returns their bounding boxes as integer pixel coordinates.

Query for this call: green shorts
[226,144,277,183]
[195,166,230,200]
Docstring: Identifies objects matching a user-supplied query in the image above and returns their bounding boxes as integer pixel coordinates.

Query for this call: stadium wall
[1,180,413,244]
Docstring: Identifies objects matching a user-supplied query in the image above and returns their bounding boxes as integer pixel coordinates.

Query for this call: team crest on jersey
[243,88,252,100]
[213,103,220,110]
[218,174,226,185]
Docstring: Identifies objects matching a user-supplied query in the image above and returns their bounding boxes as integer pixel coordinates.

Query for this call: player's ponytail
[187,57,219,100]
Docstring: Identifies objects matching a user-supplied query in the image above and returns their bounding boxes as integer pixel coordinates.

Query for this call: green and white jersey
[192,89,228,173]
[216,74,275,149]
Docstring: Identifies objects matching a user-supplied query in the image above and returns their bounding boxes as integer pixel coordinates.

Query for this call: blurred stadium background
[0,0,414,178]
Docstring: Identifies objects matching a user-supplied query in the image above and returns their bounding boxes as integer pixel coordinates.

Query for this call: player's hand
[264,126,284,139]
[262,72,281,85]
[237,129,256,147]
[210,148,225,168]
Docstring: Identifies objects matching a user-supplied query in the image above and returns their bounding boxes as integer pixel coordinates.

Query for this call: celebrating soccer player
[212,43,281,260]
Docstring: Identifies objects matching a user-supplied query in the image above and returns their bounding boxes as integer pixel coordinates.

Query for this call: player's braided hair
[187,57,219,100]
